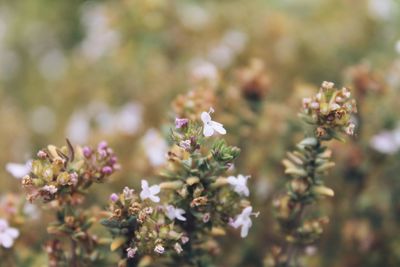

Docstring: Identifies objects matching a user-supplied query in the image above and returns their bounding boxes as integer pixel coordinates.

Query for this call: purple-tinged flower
[179,140,191,150]
[126,247,137,258]
[37,150,47,159]
[102,166,113,175]
[98,141,108,150]
[70,172,79,186]
[154,244,165,254]
[110,193,119,202]
[83,146,92,158]
[42,185,58,195]
[175,118,189,129]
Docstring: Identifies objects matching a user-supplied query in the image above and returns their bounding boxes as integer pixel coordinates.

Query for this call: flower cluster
[21,140,120,266]
[22,140,119,203]
[267,82,357,267]
[160,109,256,265]
[101,185,186,267]
[301,81,357,140]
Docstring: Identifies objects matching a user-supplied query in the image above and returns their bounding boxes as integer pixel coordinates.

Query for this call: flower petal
[203,125,214,137]
[201,112,211,123]
[149,195,160,203]
[149,185,160,195]
[5,228,19,239]
[0,233,13,248]
[210,121,226,135]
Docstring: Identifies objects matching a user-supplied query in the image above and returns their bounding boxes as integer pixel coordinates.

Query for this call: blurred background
[1,0,400,266]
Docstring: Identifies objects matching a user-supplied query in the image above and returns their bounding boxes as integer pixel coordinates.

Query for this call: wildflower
[154,244,165,254]
[0,219,19,248]
[141,129,168,167]
[202,213,211,223]
[110,193,119,202]
[42,185,58,195]
[6,160,32,179]
[227,175,250,197]
[230,206,258,238]
[179,140,191,150]
[174,242,183,254]
[70,172,79,186]
[165,205,186,221]
[370,131,400,154]
[82,146,92,158]
[140,180,161,203]
[175,118,189,128]
[101,166,113,175]
[126,247,137,258]
[181,235,189,244]
[345,123,356,136]
[201,109,226,137]
[123,187,134,200]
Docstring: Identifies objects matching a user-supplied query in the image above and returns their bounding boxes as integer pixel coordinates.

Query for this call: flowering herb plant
[267,82,357,267]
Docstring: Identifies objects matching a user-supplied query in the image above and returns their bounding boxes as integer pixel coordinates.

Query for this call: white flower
[165,205,186,221]
[154,244,165,254]
[230,206,258,238]
[141,129,168,167]
[123,186,134,200]
[227,175,250,197]
[0,219,19,248]
[201,109,226,137]
[174,242,183,254]
[42,185,58,194]
[140,180,161,203]
[126,247,137,258]
[370,131,400,155]
[23,203,40,220]
[5,160,32,179]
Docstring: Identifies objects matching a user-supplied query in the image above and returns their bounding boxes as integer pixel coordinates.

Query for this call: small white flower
[165,205,186,221]
[140,180,161,203]
[126,247,137,258]
[154,244,165,254]
[227,175,250,197]
[123,186,134,200]
[174,242,183,254]
[345,123,356,136]
[0,218,19,248]
[230,206,258,238]
[370,131,400,155]
[201,109,226,137]
[6,161,32,179]
[42,185,58,194]
[141,129,168,167]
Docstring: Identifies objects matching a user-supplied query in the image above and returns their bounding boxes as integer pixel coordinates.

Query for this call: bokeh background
[1,0,400,266]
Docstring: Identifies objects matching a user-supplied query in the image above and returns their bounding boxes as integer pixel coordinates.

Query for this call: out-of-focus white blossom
[30,106,56,135]
[368,0,394,20]
[0,218,19,248]
[141,129,168,167]
[178,4,211,30]
[66,111,90,144]
[115,103,143,135]
[189,59,219,86]
[6,160,31,179]
[370,130,400,154]
[79,3,120,60]
[227,175,250,197]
